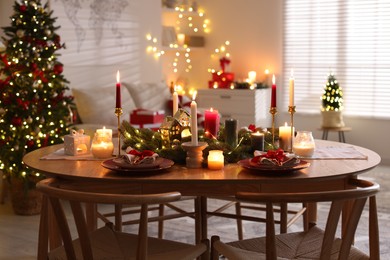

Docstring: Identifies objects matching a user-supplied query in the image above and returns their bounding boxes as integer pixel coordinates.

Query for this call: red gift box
[209,72,235,89]
[130,109,165,125]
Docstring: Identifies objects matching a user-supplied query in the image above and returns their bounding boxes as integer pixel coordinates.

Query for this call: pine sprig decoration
[321,72,343,111]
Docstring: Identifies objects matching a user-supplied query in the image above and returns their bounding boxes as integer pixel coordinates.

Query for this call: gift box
[209,72,235,89]
[64,129,91,156]
[130,109,165,125]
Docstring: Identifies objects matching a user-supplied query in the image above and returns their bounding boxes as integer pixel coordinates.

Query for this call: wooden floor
[0,165,389,260]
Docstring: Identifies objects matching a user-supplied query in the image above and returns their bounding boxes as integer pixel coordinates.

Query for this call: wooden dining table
[23,139,381,258]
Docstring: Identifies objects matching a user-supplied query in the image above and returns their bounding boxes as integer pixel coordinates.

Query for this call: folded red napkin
[252,148,300,167]
[122,149,159,165]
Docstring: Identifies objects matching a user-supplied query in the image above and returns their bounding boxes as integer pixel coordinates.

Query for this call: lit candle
[293,131,315,157]
[173,86,179,116]
[225,118,237,147]
[204,108,220,137]
[91,126,114,159]
[177,33,185,46]
[96,126,113,138]
[91,141,114,159]
[116,70,121,109]
[207,150,224,170]
[271,74,276,107]
[248,71,257,84]
[289,69,294,106]
[213,82,218,89]
[279,122,294,151]
[251,131,264,151]
[191,91,198,146]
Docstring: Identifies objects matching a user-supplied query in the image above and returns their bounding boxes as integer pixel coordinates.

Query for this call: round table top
[23,140,381,187]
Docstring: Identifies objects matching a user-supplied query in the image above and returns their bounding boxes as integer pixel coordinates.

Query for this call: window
[284,0,390,118]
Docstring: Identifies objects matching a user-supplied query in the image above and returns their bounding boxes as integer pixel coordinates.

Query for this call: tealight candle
[251,131,264,151]
[207,150,224,170]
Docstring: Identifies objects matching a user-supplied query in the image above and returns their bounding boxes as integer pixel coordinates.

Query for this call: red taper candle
[116,70,121,108]
[271,74,276,107]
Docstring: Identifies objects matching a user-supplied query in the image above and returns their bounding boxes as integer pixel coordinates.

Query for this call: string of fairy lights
[146,4,209,74]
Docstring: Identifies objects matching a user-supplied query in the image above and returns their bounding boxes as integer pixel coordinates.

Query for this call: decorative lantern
[159,109,191,147]
[64,129,91,156]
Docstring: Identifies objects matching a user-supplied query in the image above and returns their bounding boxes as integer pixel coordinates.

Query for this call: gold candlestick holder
[288,105,296,153]
[115,107,123,157]
[269,106,277,147]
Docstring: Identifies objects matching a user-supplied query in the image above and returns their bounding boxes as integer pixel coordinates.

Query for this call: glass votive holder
[207,150,224,170]
[293,131,315,157]
[91,128,114,159]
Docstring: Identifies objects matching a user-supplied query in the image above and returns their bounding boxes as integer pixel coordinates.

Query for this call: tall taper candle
[173,86,179,116]
[115,70,121,108]
[191,91,198,146]
[271,74,276,107]
[289,69,294,106]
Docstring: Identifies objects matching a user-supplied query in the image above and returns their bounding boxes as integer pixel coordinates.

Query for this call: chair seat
[49,224,207,260]
[215,226,369,260]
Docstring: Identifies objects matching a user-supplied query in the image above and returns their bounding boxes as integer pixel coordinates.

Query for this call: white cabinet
[197,89,272,129]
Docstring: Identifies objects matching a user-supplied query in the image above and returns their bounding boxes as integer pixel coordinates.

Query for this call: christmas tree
[321,72,343,111]
[0,0,73,188]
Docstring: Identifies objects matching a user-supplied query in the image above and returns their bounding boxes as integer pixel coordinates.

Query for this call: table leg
[307,202,317,228]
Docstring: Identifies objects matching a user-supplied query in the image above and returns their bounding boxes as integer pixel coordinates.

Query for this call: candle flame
[210,107,214,112]
[192,90,197,100]
[290,69,294,77]
[284,122,288,127]
[272,74,276,84]
[116,70,120,83]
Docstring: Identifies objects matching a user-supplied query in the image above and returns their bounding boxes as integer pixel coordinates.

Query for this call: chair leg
[158,204,164,239]
[280,203,287,233]
[210,236,220,260]
[114,204,123,231]
[235,202,244,240]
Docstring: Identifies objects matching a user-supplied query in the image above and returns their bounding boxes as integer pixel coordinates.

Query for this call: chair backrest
[36,178,182,260]
[235,178,380,260]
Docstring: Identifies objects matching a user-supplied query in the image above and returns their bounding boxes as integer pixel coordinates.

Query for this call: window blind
[283,0,390,118]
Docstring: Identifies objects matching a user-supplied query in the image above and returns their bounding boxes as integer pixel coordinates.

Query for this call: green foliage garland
[120,120,274,164]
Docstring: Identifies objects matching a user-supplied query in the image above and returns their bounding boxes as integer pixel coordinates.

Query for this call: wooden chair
[97,196,202,241]
[206,197,308,239]
[211,178,380,260]
[36,178,209,260]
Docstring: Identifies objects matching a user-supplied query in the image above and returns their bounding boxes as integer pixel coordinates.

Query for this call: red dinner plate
[238,158,310,174]
[102,157,174,173]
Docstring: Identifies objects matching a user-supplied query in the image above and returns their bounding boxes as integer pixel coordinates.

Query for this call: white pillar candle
[173,87,179,116]
[208,150,224,170]
[279,122,294,151]
[289,69,295,106]
[191,91,198,146]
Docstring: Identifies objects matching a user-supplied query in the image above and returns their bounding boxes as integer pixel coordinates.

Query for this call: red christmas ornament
[53,64,63,74]
[26,140,35,148]
[19,5,27,12]
[11,117,22,126]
